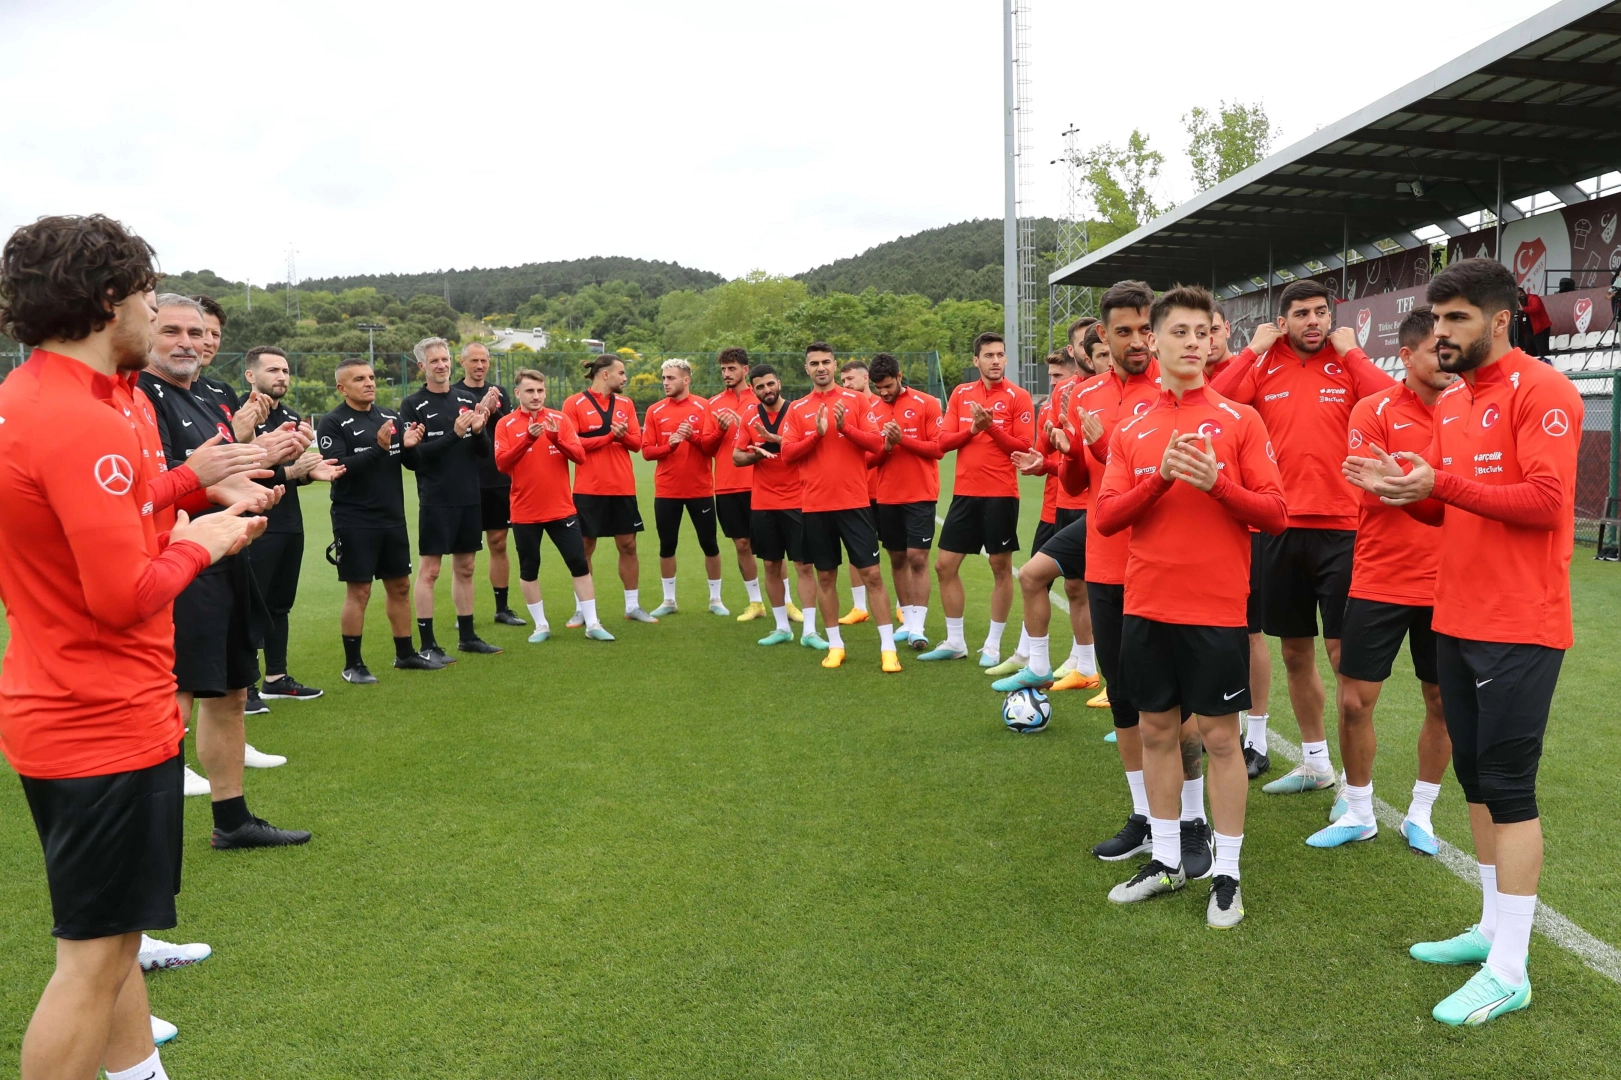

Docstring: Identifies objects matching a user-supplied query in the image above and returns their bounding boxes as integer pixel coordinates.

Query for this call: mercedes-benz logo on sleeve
[1542,408,1571,436]
[95,454,134,495]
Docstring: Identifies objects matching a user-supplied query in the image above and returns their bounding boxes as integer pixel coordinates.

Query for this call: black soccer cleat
[419,645,457,666]
[1244,745,1271,780]
[260,675,324,700]
[1093,812,1152,861]
[492,609,526,627]
[341,664,379,685]
[457,637,503,655]
[394,652,446,671]
[244,688,270,715]
[1181,817,1214,880]
[210,817,312,850]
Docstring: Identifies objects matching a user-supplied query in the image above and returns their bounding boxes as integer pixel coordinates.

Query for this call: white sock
[1074,643,1097,676]
[572,597,582,616]
[826,624,844,649]
[910,606,928,636]
[1406,780,1441,834]
[1344,781,1375,826]
[578,597,598,627]
[1181,777,1205,822]
[878,624,895,651]
[1126,769,1150,818]
[773,605,790,632]
[109,1049,169,1080]
[851,584,867,611]
[983,620,1006,654]
[745,577,762,603]
[1149,815,1181,869]
[1213,831,1244,880]
[803,606,818,636]
[1301,740,1331,773]
[526,600,547,629]
[1245,713,1269,754]
[624,588,639,613]
[1487,892,1535,985]
[661,576,677,604]
[1015,626,1031,659]
[945,617,965,651]
[1479,864,1499,941]
[708,578,723,602]
[1028,634,1050,677]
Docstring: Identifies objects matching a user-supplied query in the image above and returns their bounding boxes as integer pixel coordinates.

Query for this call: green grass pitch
[2,458,1619,1078]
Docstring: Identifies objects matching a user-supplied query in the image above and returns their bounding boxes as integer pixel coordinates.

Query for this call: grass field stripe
[1265,733,1621,986]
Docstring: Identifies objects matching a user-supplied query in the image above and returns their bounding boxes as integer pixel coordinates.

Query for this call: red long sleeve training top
[709,386,758,495]
[941,378,1036,497]
[780,386,885,511]
[1096,385,1286,627]
[1345,383,1441,606]
[1211,337,1394,529]
[1057,363,1162,586]
[866,386,944,505]
[0,351,212,780]
[642,395,721,499]
[734,401,802,511]
[1408,349,1582,649]
[563,390,642,497]
[497,408,585,523]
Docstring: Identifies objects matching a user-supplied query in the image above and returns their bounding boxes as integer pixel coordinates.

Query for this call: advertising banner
[1336,286,1427,357]
[1447,190,1621,294]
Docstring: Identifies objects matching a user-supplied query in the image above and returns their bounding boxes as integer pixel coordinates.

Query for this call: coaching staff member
[0,214,268,1080]
[455,341,523,624]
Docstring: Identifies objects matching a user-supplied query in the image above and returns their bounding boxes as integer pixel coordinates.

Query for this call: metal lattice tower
[284,248,300,320]
[1049,123,1093,355]
[1013,1,1035,387]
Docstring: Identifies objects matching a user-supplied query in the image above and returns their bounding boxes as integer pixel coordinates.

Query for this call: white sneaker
[151,1015,178,1045]
[243,744,287,769]
[183,766,211,797]
[139,934,212,972]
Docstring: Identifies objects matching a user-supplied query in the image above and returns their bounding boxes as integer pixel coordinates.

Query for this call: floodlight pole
[1002,0,1018,382]
[1495,156,1504,265]
[356,323,386,370]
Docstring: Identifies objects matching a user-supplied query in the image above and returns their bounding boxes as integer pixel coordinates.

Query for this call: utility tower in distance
[1049,123,1093,355]
[285,248,300,320]
[1002,0,1035,388]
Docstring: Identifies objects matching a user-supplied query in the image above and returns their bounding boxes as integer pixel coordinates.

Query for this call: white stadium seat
[1600,328,1617,348]
[1551,333,1571,351]
[1555,353,1582,372]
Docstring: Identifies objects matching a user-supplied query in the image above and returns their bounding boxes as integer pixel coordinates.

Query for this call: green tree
[1184,101,1277,192]
[1077,130,1165,245]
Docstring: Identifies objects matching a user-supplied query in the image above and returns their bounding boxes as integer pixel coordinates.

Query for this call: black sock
[394,635,417,660]
[417,618,438,650]
[211,795,252,833]
[343,634,363,668]
[494,586,510,612]
[457,614,476,642]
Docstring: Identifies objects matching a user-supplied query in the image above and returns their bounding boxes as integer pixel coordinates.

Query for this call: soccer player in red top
[642,359,727,617]
[780,342,900,672]
[865,353,944,650]
[496,369,612,642]
[917,332,1035,664]
[711,347,766,621]
[1307,307,1454,855]
[1346,258,1583,1026]
[732,363,819,646]
[837,358,885,625]
[563,354,656,623]
[1211,279,1396,795]
[1094,284,1287,928]
[0,214,270,1080]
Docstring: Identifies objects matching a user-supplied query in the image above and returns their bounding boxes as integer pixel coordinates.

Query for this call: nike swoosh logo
[1224,689,1243,700]
[701,507,712,514]
[1266,365,1283,375]
[426,412,439,418]
[1476,678,1492,688]
[1393,422,1413,429]
[1443,416,1460,424]
[181,420,193,427]
[564,519,576,527]
[1136,428,1157,439]
[920,536,932,544]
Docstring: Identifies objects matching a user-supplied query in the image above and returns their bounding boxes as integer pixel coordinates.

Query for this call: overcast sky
[0,0,1559,286]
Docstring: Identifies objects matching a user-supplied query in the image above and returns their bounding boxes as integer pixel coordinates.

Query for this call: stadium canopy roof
[1049,0,1621,296]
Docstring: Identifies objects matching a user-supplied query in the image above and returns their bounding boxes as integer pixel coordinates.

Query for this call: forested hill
[293,257,725,318]
[795,217,1060,304]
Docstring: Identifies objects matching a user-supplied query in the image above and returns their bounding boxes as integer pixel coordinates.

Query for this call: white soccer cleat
[151,1015,179,1045]
[242,744,287,769]
[183,766,211,797]
[139,935,213,972]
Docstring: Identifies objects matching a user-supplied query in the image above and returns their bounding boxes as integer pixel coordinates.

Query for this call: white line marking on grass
[1264,734,1621,987]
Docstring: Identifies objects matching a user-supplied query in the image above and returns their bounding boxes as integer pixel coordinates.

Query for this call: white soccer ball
[1002,688,1052,733]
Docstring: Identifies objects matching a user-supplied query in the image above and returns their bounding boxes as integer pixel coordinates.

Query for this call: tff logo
[1356,309,1372,348]
[1481,404,1501,429]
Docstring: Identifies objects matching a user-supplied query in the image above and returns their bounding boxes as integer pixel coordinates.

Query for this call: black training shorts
[1038,514,1088,581]
[1339,597,1438,684]
[419,503,484,557]
[575,493,644,539]
[1119,616,1251,717]
[803,506,881,572]
[654,496,720,559]
[1261,527,1355,639]
[751,507,807,564]
[20,748,183,939]
[877,501,936,552]
[479,485,511,532]
[173,558,260,697]
[512,518,591,580]
[939,494,1020,556]
[334,525,413,583]
[1246,531,1265,634]
[1087,582,1136,729]
[1031,519,1056,556]
[715,491,752,540]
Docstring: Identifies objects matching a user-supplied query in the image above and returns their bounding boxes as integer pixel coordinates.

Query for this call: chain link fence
[1570,370,1620,554]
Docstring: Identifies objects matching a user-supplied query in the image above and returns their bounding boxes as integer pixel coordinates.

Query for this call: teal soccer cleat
[991,667,1055,693]
[527,629,551,644]
[917,645,968,662]
[757,629,793,646]
[1402,818,1441,856]
[650,602,678,618]
[1410,925,1492,966]
[1262,765,1337,795]
[1432,966,1530,1027]
[799,632,830,651]
[978,650,1001,668]
[584,624,616,641]
[1306,817,1377,848]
